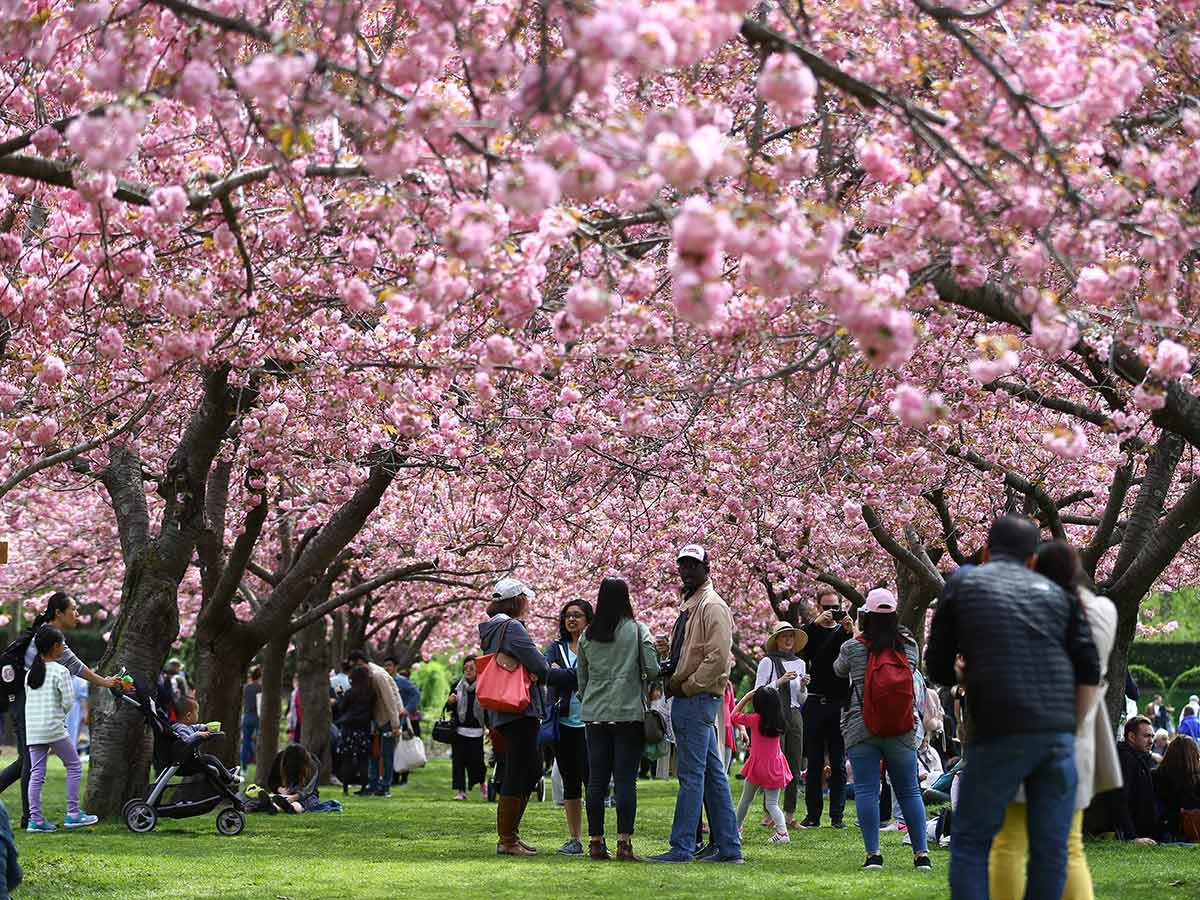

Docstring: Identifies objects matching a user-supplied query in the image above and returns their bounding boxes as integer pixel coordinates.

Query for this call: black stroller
[111,673,247,836]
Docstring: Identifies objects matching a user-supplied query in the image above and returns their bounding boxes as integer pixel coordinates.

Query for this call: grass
[3,753,1196,899]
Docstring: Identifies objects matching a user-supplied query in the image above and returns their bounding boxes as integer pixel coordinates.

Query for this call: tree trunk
[1105,590,1140,734]
[296,617,333,783]
[194,632,257,768]
[896,564,937,656]
[330,611,346,670]
[83,550,181,817]
[255,632,289,784]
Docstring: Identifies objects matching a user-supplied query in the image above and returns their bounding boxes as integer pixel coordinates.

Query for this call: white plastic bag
[394,733,427,772]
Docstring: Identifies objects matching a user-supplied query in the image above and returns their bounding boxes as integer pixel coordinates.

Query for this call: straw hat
[765,621,807,655]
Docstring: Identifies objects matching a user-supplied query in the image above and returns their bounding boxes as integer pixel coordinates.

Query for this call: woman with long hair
[833,588,930,872]
[0,592,122,828]
[989,540,1118,899]
[332,666,376,794]
[544,598,592,855]
[577,576,659,861]
[1153,735,1200,842]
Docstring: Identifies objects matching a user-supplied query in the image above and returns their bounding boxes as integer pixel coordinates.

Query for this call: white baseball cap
[677,544,707,563]
[864,588,897,614]
[492,577,535,601]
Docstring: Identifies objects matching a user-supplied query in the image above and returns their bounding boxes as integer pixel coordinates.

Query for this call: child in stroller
[172,699,243,788]
[113,674,247,836]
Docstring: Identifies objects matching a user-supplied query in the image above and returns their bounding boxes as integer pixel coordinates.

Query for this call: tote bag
[394,732,427,772]
[477,620,533,714]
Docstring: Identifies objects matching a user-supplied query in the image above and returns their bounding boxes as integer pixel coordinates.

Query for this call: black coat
[925,557,1100,740]
[1152,765,1200,840]
[1114,741,1159,840]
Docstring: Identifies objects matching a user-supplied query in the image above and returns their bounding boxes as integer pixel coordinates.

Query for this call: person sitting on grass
[172,699,244,788]
[24,626,98,833]
[1152,735,1200,843]
[266,744,342,813]
[731,676,799,844]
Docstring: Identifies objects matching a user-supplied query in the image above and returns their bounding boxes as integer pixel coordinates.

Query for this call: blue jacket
[543,639,580,718]
[394,675,421,717]
[1179,715,1200,744]
[478,615,574,728]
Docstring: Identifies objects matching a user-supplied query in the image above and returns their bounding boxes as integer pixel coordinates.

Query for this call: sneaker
[26,819,56,833]
[648,851,693,864]
[785,818,801,830]
[696,853,745,864]
[830,820,846,830]
[760,815,774,828]
[376,789,391,798]
[897,822,908,834]
[694,842,719,861]
[64,812,99,829]
[862,854,884,870]
[354,787,375,796]
[902,833,912,846]
[768,831,790,844]
[881,821,900,832]
[914,854,933,871]
[557,838,584,856]
[796,819,820,829]
[453,791,468,801]
[939,835,952,849]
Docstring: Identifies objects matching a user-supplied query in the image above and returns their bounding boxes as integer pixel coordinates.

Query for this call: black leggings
[452,735,486,791]
[556,724,588,802]
[0,694,30,826]
[498,717,541,798]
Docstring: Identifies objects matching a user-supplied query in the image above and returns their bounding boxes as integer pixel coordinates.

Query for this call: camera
[830,608,847,621]
[658,658,677,682]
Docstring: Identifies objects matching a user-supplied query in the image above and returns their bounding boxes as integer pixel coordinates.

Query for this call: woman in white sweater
[989,542,1118,900]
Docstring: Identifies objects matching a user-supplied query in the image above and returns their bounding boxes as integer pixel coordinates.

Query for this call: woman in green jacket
[577,576,660,862]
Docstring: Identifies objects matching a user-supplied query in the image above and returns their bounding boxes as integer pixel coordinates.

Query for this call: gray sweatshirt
[832,633,920,750]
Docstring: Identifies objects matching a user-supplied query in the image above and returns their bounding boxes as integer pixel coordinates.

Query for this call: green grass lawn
[2,754,1195,899]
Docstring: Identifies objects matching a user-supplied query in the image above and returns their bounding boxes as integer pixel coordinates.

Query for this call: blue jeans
[846,738,928,855]
[950,731,1076,900]
[240,714,259,771]
[368,726,396,791]
[668,693,741,859]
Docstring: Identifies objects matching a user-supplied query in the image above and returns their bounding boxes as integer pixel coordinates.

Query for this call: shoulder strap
[771,655,785,681]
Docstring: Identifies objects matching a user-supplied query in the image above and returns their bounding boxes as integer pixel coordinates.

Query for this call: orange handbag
[476,621,533,714]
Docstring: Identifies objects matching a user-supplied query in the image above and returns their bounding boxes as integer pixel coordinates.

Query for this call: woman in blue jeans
[833,588,931,872]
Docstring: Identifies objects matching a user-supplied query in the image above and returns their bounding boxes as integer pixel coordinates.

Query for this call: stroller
[111,673,247,836]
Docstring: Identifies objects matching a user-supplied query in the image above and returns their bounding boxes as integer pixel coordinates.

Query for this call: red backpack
[857,635,915,738]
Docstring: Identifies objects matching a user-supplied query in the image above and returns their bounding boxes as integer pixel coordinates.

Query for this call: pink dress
[732,711,792,789]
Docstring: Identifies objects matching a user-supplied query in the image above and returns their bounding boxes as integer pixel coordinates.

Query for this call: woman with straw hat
[754,622,810,829]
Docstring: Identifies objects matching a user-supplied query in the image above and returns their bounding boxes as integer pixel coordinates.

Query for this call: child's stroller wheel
[216,808,245,836]
[536,779,545,802]
[121,798,139,819]
[125,801,158,834]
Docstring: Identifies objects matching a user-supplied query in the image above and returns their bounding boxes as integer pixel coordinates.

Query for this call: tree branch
[287,560,438,634]
[861,505,940,582]
[1080,460,1134,576]
[946,444,1065,539]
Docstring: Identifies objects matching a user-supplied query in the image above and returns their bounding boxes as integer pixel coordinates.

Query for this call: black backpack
[0,631,36,713]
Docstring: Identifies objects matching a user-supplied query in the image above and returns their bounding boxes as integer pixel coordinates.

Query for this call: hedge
[1168,665,1200,715]
[1127,664,1166,697]
[1128,641,1200,685]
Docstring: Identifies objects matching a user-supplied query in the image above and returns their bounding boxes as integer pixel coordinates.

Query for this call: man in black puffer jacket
[926,515,1100,900]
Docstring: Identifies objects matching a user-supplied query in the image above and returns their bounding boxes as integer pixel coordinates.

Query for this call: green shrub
[1127,664,1165,697]
[1128,641,1200,686]
[1167,665,1200,718]
[412,658,452,717]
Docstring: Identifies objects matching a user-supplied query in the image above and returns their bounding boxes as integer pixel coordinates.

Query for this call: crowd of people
[439,515,1200,893]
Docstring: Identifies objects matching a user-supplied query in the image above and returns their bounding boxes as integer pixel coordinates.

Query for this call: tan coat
[669,579,734,698]
[367,662,402,732]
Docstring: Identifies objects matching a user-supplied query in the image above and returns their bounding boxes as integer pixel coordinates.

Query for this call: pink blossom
[673,271,729,325]
[177,60,219,109]
[341,277,375,313]
[30,417,59,446]
[1076,267,1112,304]
[498,160,561,217]
[484,334,516,364]
[558,386,582,405]
[30,126,61,156]
[1133,382,1167,411]
[673,197,727,260]
[559,150,615,201]
[856,139,907,185]
[1041,425,1088,459]
[0,234,20,264]
[647,126,726,189]
[552,310,583,345]
[36,355,67,386]
[97,326,123,358]
[1030,314,1079,359]
[565,282,619,324]
[757,55,817,117]
[634,20,678,68]
[1150,339,1190,381]
[348,237,378,271]
[890,384,932,427]
[151,185,189,224]
[65,107,143,172]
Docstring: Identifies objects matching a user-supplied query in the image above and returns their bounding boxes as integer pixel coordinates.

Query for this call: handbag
[476,620,532,714]
[1180,808,1200,843]
[638,624,665,744]
[431,707,458,744]
[538,642,573,747]
[1091,697,1123,796]
[393,732,427,772]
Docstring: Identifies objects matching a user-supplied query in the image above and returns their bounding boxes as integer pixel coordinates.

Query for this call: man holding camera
[798,587,854,830]
[650,545,742,864]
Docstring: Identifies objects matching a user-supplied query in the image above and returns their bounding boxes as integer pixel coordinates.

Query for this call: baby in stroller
[172,699,243,788]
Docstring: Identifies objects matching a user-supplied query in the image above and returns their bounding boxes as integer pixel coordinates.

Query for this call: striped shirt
[25,661,74,745]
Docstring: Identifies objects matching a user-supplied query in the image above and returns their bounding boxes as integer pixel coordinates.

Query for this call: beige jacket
[670,580,734,698]
[367,662,402,732]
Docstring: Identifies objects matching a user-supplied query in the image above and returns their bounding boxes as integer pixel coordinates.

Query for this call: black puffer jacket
[925,557,1100,741]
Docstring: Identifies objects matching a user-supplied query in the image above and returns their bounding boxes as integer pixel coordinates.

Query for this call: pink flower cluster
[64,106,143,171]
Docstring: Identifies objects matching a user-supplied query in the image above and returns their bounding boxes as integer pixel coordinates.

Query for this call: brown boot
[497,796,535,857]
[616,838,641,862]
[589,838,611,860]
[514,795,537,853]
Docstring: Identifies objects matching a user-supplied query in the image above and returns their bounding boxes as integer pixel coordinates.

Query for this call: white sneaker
[939,836,951,848]
[902,833,912,846]
[768,831,790,844]
[881,821,901,832]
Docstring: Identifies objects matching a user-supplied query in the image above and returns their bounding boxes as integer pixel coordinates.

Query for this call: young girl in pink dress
[733,671,799,843]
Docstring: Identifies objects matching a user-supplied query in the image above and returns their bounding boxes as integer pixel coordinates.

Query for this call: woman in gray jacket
[577,576,660,861]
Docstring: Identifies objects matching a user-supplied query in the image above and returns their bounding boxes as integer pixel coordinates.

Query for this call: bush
[412,659,452,717]
[1127,664,1165,697]
[1168,665,1200,719]
[1128,641,1200,686]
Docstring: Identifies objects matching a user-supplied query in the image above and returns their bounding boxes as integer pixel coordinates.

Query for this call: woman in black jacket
[333,667,376,794]
[1153,735,1200,842]
[544,599,592,856]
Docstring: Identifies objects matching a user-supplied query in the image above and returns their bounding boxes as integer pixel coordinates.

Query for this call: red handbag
[477,621,533,714]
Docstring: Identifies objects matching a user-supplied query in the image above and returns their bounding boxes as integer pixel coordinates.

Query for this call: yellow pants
[989,805,1092,900]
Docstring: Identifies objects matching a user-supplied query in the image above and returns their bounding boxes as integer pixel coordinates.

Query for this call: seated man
[172,699,243,787]
[1111,715,1159,844]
